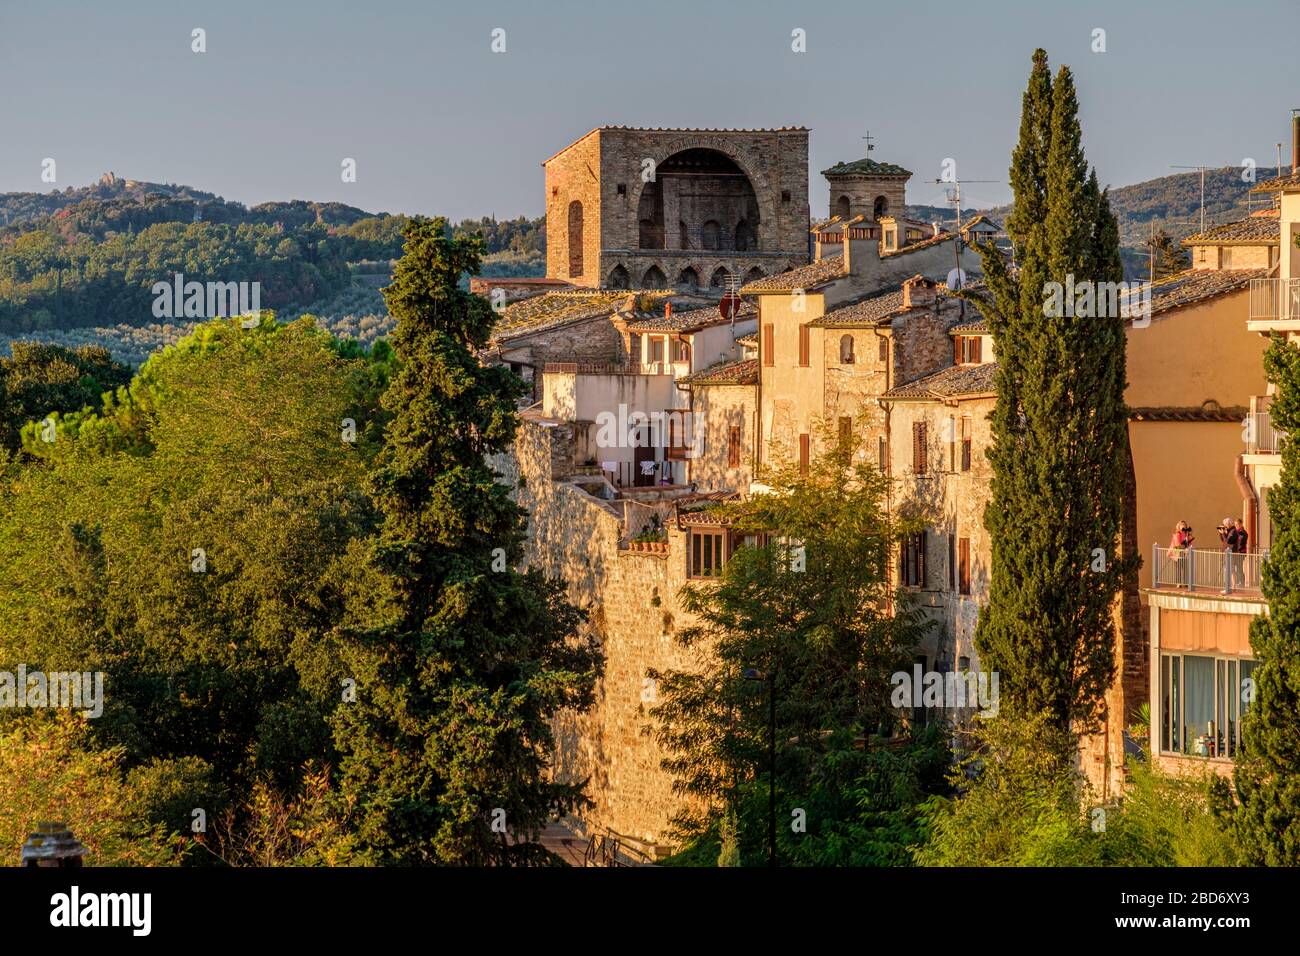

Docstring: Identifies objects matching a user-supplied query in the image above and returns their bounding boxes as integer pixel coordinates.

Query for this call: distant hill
[910,165,1282,249]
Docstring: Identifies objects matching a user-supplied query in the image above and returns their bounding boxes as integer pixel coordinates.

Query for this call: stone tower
[822,157,912,223]
[543,126,811,292]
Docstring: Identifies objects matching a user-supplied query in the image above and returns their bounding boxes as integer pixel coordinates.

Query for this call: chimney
[664,301,672,321]
[1292,110,1299,174]
[902,274,937,310]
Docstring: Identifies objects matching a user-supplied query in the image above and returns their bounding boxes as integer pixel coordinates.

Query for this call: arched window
[743,266,765,285]
[836,195,851,220]
[710,267,730,290]
[677,267,700,290]
[734,219,754,252]
[608,265,630,289]
[637,181,665,249]
[642,265,666,289]
[840,334,855,364]
[567,200,583,277]
[701,220,722,251]
[873,195,889,220]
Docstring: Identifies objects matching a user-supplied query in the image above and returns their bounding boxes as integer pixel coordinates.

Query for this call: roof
[880,231,956,258]
[680,358,758,386]
[736,332,758,348]
[625,301,756,333]
[1146,268,1269,317]
[950,315,990,333]
[883,361,999,401]
[1249,170,1300,194]
[822,158,912,178]
[493,290,637,341]
[961,215,1000,233]
[1182,215,1279,245]
[1130,403,1248,423]
[809,288,907,327]
[739,256,846,293]
[543,126,809,165]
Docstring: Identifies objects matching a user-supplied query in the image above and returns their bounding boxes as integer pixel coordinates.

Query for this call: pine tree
[333,218,601,865]
[967,51,1132,768]
[1145,227,1188,279]
[1234,334,1300,865]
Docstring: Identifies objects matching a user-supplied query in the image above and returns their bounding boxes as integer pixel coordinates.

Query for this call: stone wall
[504,417,708,849]
[690,382,757,492]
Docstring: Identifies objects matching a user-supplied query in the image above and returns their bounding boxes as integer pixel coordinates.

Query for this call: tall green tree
[1145,227,1189,279]
[650,431,933,864]
[331,218,600,865]
[1234,332,1300,864]
[967,50,1132,767]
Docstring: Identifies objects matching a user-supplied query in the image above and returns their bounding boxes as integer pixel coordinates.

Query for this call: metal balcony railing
[1246,411,1285,454]
[1152,544,1269,596]
[1248,278,1300,324]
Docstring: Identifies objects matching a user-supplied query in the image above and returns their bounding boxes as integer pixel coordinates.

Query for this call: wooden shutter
[949,534,957,590]
[959,537,970,594]
[918,531,927,588]
[763,324,774,366]
[728,425,741,467]
[799,433,810,476]
[961,416,973,471]
[972,336,982,363]
[878,435,888,474]
[912,421,927,475]
[953,335,963,365]
[799,324,810,366]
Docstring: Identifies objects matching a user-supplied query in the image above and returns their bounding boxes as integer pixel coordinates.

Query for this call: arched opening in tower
[637,148,760,252]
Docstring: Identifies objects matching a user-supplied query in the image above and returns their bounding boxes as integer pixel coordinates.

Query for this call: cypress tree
[333,218,601,865]
[1235,334,1300,865]
[968,51,1132,768]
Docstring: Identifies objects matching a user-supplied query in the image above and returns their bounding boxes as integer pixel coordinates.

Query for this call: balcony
[1246,411,1285,455]
[1247,278,1300,331]
[1151,544,1268,597]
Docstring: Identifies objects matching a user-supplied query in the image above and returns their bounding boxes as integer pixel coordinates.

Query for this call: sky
[2,0,1297,221]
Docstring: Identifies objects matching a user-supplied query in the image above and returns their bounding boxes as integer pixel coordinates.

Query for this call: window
[782,190,792,203]
[912,421,928,475]
[1160,653,1257,758]
[1220,247,1233,269]
[958,538,971,595]
[873,195,889,220]
[798,324,810,366]
[616,183,627,196]
[878,436,888,474]
[728,425,741,468]
[650,338,665,364]
[878,336,889,364]
[629,333,641,364]
[948,534,957,590]
[567,201,584,278]
[954,335,983,364]
[838,416,852,447]
[901,532,926,588]
[947,416,957,471]
[763,324,774,366]
[798,433,810,476]
[835,195,851,220]
[673,338,690,363]
[961,416,972,472]
[701,220,722,251]
[689,529,728,578]
[839,334,855,364]
[667,413,690,460]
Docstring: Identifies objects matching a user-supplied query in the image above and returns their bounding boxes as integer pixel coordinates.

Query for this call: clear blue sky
[2,0,1296,220]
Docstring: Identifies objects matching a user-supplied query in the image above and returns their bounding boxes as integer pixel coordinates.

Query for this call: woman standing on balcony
[1167,521,1194,588]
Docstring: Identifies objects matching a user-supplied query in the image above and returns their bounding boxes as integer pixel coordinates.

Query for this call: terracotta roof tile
[739,257,845,293]
[1182,216,1279,245]
[626,301,756,333]
[883,361,998,400]
[1147,268,1269,317]
[1249,171,1300,193]
[680,358,758,386]
[822,158,912,177]
[494,290,636,340]
[1129,403,1248,423]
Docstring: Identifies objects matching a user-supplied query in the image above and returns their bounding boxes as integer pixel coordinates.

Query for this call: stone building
[543,127,812,291]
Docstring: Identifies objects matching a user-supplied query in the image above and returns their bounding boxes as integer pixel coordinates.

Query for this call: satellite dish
[946,267,967,291]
